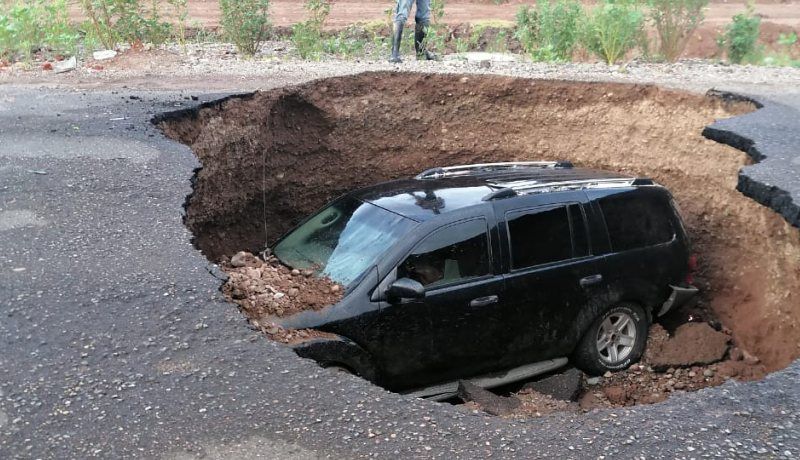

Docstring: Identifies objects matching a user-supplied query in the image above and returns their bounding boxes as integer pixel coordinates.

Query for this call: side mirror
[386,278,425,300]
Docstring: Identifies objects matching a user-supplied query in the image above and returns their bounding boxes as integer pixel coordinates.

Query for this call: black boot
[389,21,403,63]
[414,22,438,61]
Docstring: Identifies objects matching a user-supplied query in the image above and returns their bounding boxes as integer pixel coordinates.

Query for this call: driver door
[375,218,509,390]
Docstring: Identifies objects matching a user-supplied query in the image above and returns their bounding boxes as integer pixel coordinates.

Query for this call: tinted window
[507,204,588,269]
[398,219,491,288]
[599,192,675,251]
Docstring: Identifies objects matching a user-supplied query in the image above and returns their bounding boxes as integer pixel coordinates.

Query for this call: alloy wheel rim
[596,311,637,364]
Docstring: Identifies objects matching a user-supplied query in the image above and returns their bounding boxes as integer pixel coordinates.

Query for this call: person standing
[390,0,438,62]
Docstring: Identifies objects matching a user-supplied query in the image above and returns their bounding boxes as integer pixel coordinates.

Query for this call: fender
[567,283,656,355]
[291,333,382,384]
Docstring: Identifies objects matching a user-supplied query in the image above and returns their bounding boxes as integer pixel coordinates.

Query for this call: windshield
[273,196,417,286]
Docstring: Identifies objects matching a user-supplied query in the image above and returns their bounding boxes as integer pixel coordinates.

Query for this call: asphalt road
[1,78,799,459]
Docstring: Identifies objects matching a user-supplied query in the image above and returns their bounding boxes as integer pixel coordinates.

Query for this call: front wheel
[572,303,649,376]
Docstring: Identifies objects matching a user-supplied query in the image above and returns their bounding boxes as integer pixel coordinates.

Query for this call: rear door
[588,188,682,309]
[375,217,512,390]
[497,194,607,364]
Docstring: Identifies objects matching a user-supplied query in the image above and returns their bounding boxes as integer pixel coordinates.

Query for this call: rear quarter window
[599,192,675,252]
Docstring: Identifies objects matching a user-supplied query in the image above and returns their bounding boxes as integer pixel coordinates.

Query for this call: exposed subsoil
[159,72,800,412]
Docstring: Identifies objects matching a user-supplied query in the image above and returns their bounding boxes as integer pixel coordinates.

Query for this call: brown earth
[576,324,767,411]
[159,72,800,377]
[457,323,766,417]
[221,252,342,319]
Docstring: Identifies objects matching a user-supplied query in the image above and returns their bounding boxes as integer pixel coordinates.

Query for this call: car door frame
[367,203,512,390]
[492,190,610,363]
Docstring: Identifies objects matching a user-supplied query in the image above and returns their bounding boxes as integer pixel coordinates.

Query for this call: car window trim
[504,202,586,272]
[423,273,498,295]
[602,232,678,256]
[506,254,597,276]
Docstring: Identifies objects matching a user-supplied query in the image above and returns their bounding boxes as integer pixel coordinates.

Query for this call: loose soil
[463,323,767,418]
[221,251,342,318]
[159,72,800,411]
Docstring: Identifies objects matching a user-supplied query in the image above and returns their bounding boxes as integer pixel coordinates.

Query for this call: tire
[572,303,649,376]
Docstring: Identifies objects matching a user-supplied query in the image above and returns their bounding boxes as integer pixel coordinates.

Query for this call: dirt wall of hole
[159,72,800,372]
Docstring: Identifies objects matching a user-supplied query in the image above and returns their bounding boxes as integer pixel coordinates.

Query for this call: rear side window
[506,204,589,269]
[599,192,675,252]
[398,219,491,288]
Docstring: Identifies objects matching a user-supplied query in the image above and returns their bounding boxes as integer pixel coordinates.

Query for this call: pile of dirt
[258,322,339,345]
[221,251,343,321]
[159,72,800,388]
[580,324,766,410]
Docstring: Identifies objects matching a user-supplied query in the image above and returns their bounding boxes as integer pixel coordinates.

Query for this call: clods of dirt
[646,322,731,370]
[221,251,343,321]
[460,323,768,418]
[257,321,338,345]
[573,323,766,411]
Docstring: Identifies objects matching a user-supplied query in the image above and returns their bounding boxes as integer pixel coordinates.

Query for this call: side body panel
[494,191,609,363]
[586,187,692,316]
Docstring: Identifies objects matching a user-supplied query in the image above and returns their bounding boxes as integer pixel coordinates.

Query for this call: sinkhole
[156,72,800,415]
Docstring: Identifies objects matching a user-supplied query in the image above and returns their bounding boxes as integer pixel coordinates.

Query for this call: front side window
[599,192,675,252]
[398,219,491,288]
[506,204,588,269]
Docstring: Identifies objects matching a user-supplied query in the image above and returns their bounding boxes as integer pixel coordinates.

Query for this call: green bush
[0,0,78,61]
[322,28,367,58]
[580,0,646,65]
[168,0,188,47]
[80,0,174,50]
[762,32,799,68]
[291,0,329,59]
[515,0,582,62]
[220,0,271,56]
[722,4,760,64]
[648,0,708,62]
[422,0,447,54]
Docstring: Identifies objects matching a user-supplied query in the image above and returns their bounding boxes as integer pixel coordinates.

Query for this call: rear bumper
[657,284,699,317]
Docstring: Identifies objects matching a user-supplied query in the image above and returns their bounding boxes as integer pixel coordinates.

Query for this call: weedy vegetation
[220,0,271,56]
[515,0,582,62]
[647,0,708,62]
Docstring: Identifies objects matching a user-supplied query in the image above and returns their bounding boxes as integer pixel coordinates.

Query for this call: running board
[402,358,568,401]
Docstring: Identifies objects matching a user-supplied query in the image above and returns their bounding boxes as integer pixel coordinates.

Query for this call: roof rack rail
[482,177,654,200]
[415,161,573,180]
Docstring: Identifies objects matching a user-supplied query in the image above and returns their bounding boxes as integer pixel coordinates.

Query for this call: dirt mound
[576,324,767,411]
[647,322,731,370]
[221,252,342,319]
[159,72,800,375]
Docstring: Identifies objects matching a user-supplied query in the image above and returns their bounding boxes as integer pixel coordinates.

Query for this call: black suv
[272,162,697,399]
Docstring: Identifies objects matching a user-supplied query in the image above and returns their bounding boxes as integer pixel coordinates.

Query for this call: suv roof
[355,162,655,222]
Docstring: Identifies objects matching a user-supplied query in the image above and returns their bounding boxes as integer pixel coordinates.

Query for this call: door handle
[469,295,499,307]
[579,274,603,287]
